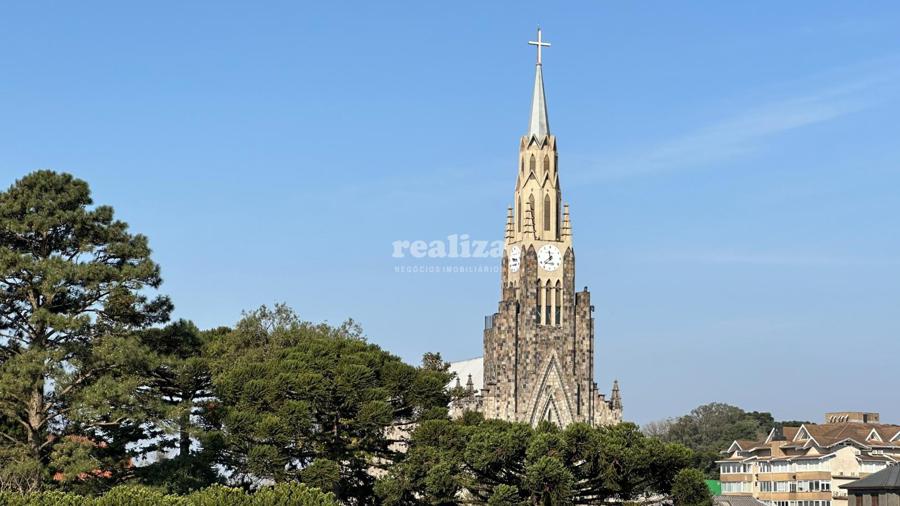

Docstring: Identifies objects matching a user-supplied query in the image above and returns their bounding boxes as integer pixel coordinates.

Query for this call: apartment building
[719,412,900,506]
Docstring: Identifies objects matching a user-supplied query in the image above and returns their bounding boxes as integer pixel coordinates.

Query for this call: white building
[719,412,900,506]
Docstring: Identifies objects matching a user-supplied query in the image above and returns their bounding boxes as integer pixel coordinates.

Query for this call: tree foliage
[644,403,775,478]
[0,482,337,505]
[377,415,694,505]
[206,304,452,503]
[0,171,172,490]
[671,468,713,506]
[132,320,222,494]
[0,171,754,505]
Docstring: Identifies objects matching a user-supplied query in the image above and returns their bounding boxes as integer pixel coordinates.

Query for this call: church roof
[528,63,550,140]
[447,356,483,391]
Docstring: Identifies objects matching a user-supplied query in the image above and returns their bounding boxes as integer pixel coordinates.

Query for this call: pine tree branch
[0,431,20,444]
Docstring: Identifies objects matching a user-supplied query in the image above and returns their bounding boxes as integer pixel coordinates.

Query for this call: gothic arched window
[543,194,551,231]
[517,197,521,232]
[543,154,550,176]
[576,384,581,415]
[557,195,562,237]
[545,279,552,325]
[529,154,536,173]
[555,281,562,325]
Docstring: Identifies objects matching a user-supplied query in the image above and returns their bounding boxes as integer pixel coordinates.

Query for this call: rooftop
[447,357,484,391]
[714,495,768,506]
[840,464,900,491]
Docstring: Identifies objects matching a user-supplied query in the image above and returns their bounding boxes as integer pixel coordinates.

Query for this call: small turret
[466,374,475,395]
[611,380,622,411]
[561,204,571,238]
[523,207,535,238]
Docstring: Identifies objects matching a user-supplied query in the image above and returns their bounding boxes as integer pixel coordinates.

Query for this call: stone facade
[450,37,622,428]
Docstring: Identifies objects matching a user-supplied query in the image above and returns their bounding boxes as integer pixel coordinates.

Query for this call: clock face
[537,244,562,272]
[508,245,521,273]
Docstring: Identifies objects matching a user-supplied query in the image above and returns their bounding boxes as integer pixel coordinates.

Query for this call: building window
[722,482,751,493]
[517,197,522,232]
[543,194,551,231]
[530,154,536,173]
[771,461,790,472]
[528,195,535,227]
[554,282,561,325]
[795,459,827,472]
[720,463,750,474]
[862,462,887,473]
[556,195,561,236]
[766,481,791,493]
[796,480,830,492]
[855,496,863,506]
[544,281,552,324]
[872,495,879,506]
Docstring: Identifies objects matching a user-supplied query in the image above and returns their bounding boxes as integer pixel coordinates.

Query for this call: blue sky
[1,2,898,426]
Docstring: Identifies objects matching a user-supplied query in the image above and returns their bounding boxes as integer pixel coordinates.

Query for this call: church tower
[453,29,622,428]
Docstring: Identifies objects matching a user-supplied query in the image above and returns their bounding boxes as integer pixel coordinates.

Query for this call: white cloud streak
[580,63,900,181]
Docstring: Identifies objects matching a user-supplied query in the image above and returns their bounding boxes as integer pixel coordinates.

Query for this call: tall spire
[527,27,551,140]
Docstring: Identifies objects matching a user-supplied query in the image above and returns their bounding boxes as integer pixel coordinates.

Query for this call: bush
[184,484,247,506]
[94,486,186,506]
[252,483,338,506]
[0,483,337,506]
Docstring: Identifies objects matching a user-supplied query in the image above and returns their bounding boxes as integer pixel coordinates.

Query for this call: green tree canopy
[133,320,224,493]
[0,482,339,505]
[206,304,452,504]
[671,468,713,506]
[376,416,694,505]
[644,403,775,478]
[0,171,172,490]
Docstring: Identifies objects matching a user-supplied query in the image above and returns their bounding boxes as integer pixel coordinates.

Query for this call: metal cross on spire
[528,27,551,65]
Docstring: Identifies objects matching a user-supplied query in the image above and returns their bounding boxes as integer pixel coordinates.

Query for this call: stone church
[449,30,623,428]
